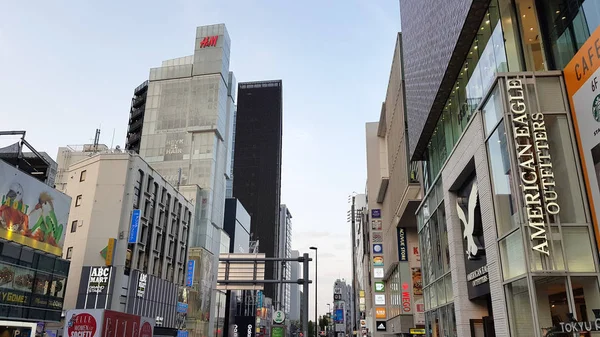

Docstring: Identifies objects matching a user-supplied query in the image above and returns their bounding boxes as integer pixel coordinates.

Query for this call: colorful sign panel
[373,268,384,278]
[128,209,141,243]
[373,256,384,266]
[186,260,195,287]
[374,282,385,292]
[65,309,104,337]
[397,227,408,261]
[0,160,71,256]
[374,294,385,305]
[564,25,600,251]
[371,209,381,218]
[372,244,383,254]
[375,307,386,319]
[371,220,382,230]
[372,232,383,242]
[105,238,116,266]
[334,309,344,323]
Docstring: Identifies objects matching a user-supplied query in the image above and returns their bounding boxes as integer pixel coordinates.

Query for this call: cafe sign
[508,78,560,256]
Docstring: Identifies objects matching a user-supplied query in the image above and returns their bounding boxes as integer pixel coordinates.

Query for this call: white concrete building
[59,151,193,329]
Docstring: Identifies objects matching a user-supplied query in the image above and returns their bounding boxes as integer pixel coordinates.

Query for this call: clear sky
[0,0,401,321]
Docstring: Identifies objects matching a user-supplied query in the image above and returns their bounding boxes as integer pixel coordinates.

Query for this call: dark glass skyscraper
[233,80,283,299]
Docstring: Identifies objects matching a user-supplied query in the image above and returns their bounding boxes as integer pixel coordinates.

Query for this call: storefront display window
[482,86,503,135]
[545,115,587,224]
[445,274,453,303]
[570,277,600,322]
[506,278,534,337]
[500,230,527,280]
[487,121,519,237]
[563,227,596,272]
[530,226,565,272]
[534,276,569,334]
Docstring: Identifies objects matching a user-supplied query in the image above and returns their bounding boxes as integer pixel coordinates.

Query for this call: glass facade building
[401,0,600,336]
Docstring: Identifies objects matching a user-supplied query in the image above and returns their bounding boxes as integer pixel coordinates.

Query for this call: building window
[71,220,78,233]
[75,195,82,207]
[80,170,86,182]
[66,247,73,260]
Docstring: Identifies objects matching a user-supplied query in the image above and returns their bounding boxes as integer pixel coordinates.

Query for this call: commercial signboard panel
[0,160,71,256]
[565,25,600,251]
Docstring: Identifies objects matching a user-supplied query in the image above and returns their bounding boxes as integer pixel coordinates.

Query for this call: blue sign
[128,209,141,243]
[177,331,189,337]
[371,209,381,219]
[186,260,195,286]
[334,309,344,323]
[373,244,383,254]
[177,302,188,313]
[397,227,408,262]
[257,290,263,308]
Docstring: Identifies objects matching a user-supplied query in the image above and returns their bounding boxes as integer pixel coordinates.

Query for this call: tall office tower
[125,80,149,154]
[289,250,301,322]
[233,80,283,300]
[137,24,235,253]
[134,24,236,337]
[333,279,353,337]
[400,0,600,336]
[277,205,292,314]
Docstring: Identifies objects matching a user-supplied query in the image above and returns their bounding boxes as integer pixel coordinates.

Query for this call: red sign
[67,313,98,337]
[401,282,411,312]
[140,322,153,337]
[200,35,218,48]
[103,310,140,337]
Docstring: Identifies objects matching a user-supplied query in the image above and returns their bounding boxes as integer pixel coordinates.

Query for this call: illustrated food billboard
[0,160,71,255]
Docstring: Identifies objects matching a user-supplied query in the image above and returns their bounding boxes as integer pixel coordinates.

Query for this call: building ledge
[377,177,390,203]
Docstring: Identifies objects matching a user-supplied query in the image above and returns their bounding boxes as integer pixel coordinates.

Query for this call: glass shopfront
[485,74,600,337]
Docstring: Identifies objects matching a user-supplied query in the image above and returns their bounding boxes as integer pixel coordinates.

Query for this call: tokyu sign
[508,78,560,256]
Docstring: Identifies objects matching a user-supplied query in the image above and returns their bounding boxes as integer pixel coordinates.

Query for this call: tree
[318,316,328,333]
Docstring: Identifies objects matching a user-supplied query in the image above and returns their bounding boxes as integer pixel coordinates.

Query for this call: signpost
[273,311,285,324]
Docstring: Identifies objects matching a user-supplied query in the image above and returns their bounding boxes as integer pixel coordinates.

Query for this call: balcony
[132,95,146,108]
[130,105,144,120]
[134,80,149,95]
[129,118,143,133]
[127,132,141,145]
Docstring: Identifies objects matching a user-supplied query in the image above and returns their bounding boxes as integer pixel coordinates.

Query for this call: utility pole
[302,253,310,337]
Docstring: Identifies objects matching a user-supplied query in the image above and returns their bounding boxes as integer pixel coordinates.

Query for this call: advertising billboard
[0,160,71,256]
[564,25,600,250]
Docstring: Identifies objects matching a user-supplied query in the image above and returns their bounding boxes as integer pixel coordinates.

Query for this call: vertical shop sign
[397,227,407,261]
[129,210,141,243]
[186,260,195,287]
[507,78,559,256]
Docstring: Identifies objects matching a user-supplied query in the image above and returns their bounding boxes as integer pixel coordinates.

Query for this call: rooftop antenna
[93,129,101,152]
[110,128,115,150]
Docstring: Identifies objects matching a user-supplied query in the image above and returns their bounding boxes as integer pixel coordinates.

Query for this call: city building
[349,194,368,335]
[58,151,192,334]
[277,204,292,315]
[363,33,424,337]
[125,80,149,154]
[130,24,236,337]
[332,279,353,337]
[0,131,58,187]
[233,80,283,300]
[399,0,600,336]
[289,250,301,322]
[0,144,71,324]
[222,197,251,337]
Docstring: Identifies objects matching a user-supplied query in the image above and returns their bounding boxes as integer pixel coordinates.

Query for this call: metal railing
[134,80,149,95]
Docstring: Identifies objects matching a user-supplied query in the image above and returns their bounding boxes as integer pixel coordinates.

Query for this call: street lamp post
[310,246,318,337]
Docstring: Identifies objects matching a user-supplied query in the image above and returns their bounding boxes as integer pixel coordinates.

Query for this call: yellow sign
[375,307,386,319]
[564,24,600,251]
[409,328,426,335]
[106,238,117,266]
[359,290,365,297]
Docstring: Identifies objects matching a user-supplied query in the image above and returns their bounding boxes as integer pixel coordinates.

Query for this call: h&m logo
[200,35,218,48]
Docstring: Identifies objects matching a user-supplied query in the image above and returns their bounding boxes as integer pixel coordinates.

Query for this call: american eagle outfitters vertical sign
[508,78,560,256]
